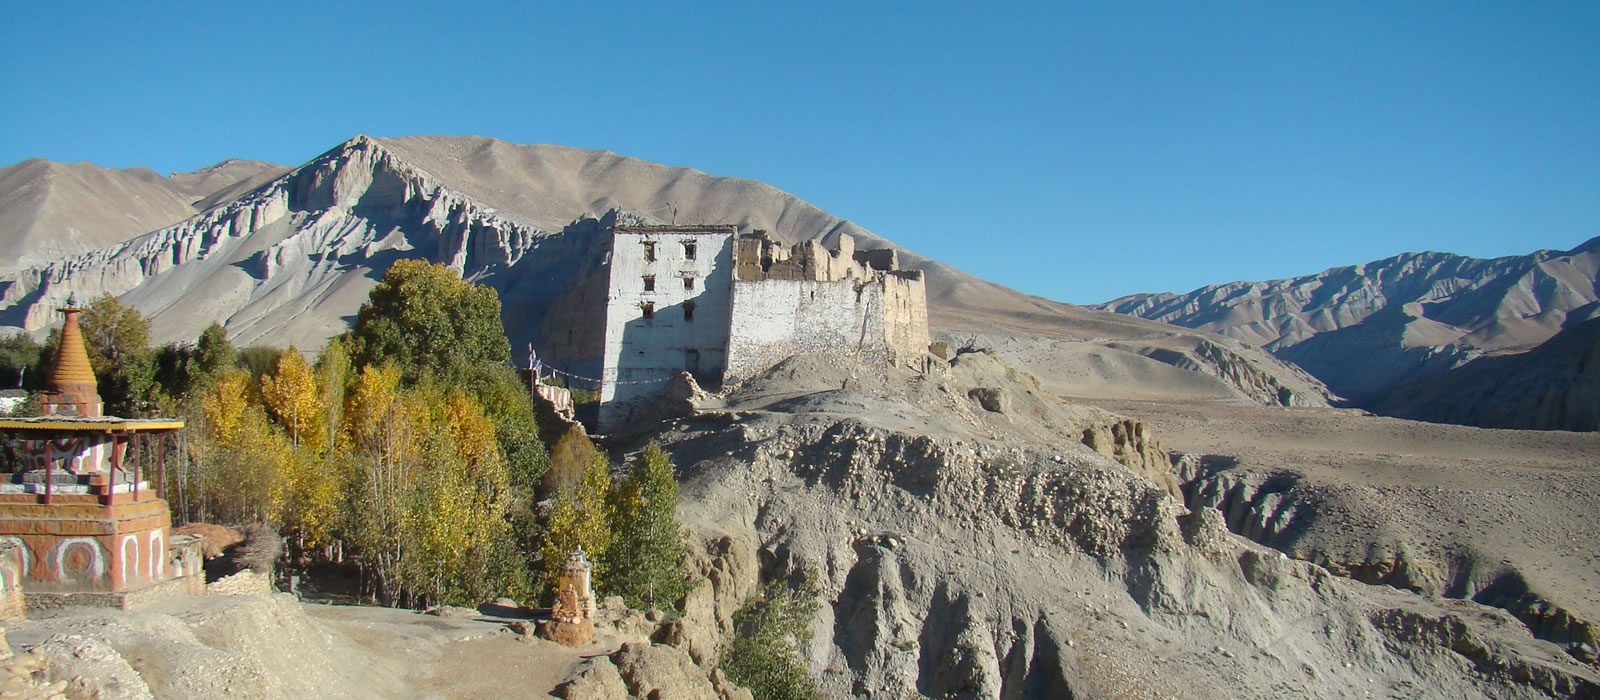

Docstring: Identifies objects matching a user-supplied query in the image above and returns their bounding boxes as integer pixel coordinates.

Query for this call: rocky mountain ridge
[0,157,288,275]
[0,134,1327,408]
[1093,238,1600,406]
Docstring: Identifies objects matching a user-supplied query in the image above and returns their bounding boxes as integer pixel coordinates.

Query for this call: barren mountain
[1377,316,1600,431]
[0,157,288,275]
[1,135,1596,697]
[0,135,1323,407]
[1093,239,1600,405]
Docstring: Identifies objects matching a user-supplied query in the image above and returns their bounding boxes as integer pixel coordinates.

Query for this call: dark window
[683,241,697,260]
[643,275,655,292]
[683,301,696,321]
[643,241,657,262]
[683,276,695,290]
[685,349,700,372]
[641,302,655,319]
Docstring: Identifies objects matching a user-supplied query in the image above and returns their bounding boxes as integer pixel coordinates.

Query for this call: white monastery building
[597,224,931,432]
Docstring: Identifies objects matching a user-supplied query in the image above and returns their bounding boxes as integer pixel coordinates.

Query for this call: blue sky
[3,1,1596,303]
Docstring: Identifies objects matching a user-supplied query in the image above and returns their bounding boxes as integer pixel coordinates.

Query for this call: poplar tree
[542,452,613,587]
[605,443,690,610]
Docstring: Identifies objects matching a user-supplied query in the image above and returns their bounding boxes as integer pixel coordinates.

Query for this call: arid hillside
[1094,238,1600,411]
[0,135,1323,408]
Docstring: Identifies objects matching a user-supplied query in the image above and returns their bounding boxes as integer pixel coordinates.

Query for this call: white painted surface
[598,231,734,431]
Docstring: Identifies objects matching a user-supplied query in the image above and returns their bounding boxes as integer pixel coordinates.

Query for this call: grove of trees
[4,260,692,612]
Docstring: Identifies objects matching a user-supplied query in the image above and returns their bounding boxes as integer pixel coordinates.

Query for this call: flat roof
[0,417,185,432]
[614,224,739,234]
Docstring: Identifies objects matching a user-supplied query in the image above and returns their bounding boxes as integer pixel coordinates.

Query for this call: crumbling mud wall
[724,233,929,385]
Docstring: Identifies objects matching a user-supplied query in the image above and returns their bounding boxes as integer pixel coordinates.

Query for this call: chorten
[38,307,101,418]
[0,305,196,612]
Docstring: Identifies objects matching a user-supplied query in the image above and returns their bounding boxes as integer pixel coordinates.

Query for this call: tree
[0,332,41,390]
[452,364,548,495]
[260,347,327,454]
[79,294,156,416]
[314,337,352,454]
[349,260,510,380]
[605,443,690,610]
[542,451,613,587]
[237,345,279,379]
[193,369,292,524]
[195,322,238,377]
[724,574,823,700]
[343,364,415,605]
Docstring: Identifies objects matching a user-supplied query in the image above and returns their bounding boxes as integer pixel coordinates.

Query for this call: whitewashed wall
[724,278,886,383]
[598,231,733,431]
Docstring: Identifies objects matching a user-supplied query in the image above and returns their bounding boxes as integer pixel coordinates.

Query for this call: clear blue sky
[3,1,1596,303]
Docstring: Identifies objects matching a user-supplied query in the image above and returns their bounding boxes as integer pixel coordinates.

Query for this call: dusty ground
[5,595,631,699]
[300,604,597,699]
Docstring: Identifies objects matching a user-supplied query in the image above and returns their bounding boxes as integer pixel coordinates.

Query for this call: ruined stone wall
[881,271,930,364]
[723,234,930,385]
[724,279,885,384]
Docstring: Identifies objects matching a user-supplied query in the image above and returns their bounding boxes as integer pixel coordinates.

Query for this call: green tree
[542,451,613,587]
[314,337,352,454]
[452,364,549,495]
[0,332,41,390]
[724,574,823,700]
[195,322,238,376]
[151,342,196,401]
[605,443,690,610]
[348,260,510,380]
[237,345,279,379]
[79,294,156,416]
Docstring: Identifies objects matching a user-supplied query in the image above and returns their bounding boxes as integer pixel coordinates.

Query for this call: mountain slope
[1377,315,1600,431]
[0,135,1330,407]
[1093,239,1600,403]
[0,157,289,275]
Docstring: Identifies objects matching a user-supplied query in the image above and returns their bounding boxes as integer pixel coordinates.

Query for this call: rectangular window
[642,275,655,292]
[682,276,695,291]
[682,241,696,260]
[683,301,696,321]
[641,302,655,319]
[643,241,657,262]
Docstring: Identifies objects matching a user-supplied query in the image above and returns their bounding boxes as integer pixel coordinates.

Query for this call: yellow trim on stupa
[49,308,98,388]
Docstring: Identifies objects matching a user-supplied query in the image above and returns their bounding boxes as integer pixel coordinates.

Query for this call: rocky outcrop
[0,158,281,276]
[557,642,753,700]
[1094,236,1600,410]
[1079,419,1180,498]
[1177,452,1600,664]
[1119,338,1324,407]
[658,528,761,667]
[647,403,1600,698]
[0,136,632,354]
